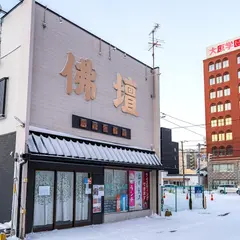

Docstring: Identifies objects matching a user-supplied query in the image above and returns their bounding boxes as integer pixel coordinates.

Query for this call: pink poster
[129,171,135,210]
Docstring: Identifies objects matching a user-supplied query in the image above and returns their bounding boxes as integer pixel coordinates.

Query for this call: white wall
[0,0,35,236]
[0,5,22,134]
[30,4,156,150]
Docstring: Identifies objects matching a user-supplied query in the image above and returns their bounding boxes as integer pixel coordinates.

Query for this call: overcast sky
[2,0,240,149]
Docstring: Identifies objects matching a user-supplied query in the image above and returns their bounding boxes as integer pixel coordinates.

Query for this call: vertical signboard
[142,172,149,209]
[129,171,135,211]
[135,171,142,210]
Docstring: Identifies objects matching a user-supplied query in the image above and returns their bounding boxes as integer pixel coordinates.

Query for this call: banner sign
[135,171,143,210]
[129,171,135,210]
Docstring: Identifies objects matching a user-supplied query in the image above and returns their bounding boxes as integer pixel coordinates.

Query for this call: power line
[162,118,205,138]
[167,116,240,129]
[171,124,205,129]
[161,112,205,129]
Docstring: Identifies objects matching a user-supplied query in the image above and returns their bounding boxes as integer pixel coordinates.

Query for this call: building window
[224,87,230,96]
[218,132,225,141]
[226,145,233,156]
[211,118,217,127]
[217,88,223,98]
[209,62,215,72]
[223,58,229,68]
[210,90,216,99]
[209,76,215,85]
[104,169,150,213]
[212,132,218,142]
[213,164,234,173]
[215,61,222,70]
[226,130,233,140]
[104,169,128,213]
[218,117,224,126]
[238,70,240,79]
[217,102,224,112]
[210,104,217,113]
[237,55,240,64]
[225,101,231,111]
[238,84,240,93]
[219,146,225,156]
[216,75,222,84]
[212,146,218,156]
[225,116,232,125]
[0,78,8,118]
[223,72,230,82]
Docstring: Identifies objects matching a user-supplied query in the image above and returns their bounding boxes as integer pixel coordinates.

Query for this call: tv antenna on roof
[0,4,7,14]
[148,23,164,69]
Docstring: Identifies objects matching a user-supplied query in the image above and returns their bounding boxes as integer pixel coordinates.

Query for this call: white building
[0,1,161,238]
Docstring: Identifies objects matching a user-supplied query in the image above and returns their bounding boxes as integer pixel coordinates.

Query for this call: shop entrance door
[33,170,55,232]
[74,172,92,226]
[33,171,92,231]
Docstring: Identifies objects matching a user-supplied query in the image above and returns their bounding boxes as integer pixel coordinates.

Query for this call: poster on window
[129,171,135,210]
[135,171,143,210]
[142,172,149,209]
[93,185,103,213]
[116,194,129,212]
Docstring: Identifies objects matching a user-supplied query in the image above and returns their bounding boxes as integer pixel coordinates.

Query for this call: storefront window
[104,169,128,213]
[104,169,150,213]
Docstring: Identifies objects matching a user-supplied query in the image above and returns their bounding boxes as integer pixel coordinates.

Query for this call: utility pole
[180,141,187,191]
[197,143,206,185]
[197,143,201,185]
[148,23,163,98]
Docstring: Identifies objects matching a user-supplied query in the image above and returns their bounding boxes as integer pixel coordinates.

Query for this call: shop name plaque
[72,115,131,139]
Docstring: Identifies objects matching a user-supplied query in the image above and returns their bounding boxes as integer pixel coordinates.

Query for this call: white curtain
[33,171,54,227]
[56,172,74,223]
[75,172,89,221]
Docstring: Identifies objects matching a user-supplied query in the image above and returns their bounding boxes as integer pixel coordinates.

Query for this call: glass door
[33,171,55,231]
[75,172,91,226]
[56,172,74,228]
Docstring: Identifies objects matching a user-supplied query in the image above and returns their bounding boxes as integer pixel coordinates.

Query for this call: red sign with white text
[142,172,149,209]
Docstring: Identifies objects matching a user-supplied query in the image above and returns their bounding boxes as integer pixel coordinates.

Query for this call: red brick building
[203,37,240,188]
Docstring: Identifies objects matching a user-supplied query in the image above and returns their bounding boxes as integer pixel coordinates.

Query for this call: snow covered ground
[7,193,240,240]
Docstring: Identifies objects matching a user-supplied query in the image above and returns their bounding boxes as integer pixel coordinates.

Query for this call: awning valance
[27,132,161,168]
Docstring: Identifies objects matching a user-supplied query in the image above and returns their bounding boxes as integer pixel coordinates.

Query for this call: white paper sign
[39,186,50,196]
[135,171,142,210]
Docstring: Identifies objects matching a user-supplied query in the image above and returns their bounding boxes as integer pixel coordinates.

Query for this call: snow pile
[0,221,11,230]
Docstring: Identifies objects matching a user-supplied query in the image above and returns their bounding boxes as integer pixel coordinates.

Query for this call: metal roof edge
[0,1,24,20]
[27,153,163,170]
[29,125,156,153]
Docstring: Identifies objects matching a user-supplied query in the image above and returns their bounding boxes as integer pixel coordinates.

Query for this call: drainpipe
[16,157,28,239]
[156,170,159,215]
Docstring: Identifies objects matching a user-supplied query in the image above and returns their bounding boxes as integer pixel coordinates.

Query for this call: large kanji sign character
[60,52,96,101]
[60,52,75,95]
[74,59,96,100]
[113,73,139,117]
